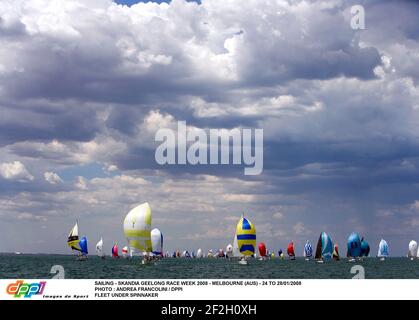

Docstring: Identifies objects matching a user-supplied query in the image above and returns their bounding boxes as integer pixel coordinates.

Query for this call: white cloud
[189,95,325,118]
[293,222,310,236]
[43,171,63,184]
[75,176,88,190]
[272,211,284,220]
[89,174,148,189]
[0,161,34,182]
[17,212,47,222]
[106,164,118,172]
[9,136,127,166]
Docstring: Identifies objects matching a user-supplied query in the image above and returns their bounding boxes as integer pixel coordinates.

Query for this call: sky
[1,0,419,256]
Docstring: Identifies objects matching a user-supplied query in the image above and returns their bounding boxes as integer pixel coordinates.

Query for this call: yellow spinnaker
[123,202,152,252]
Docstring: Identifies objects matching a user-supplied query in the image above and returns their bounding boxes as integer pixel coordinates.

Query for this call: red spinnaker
[287,241,295,257]
[258,242,267,256]
[112,244,119,257]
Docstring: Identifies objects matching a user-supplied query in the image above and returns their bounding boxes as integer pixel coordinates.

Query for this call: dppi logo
[6,280,46,298]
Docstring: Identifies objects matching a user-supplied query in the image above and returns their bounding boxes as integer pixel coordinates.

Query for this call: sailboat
[377,239,389,261]
[123,202,152,264]
[67,221,88,260]
[278,249,284,259]
[122,246,129,258]
[78,236,88,260]
[304,240,313,261]
[182,250,191,258]
[287,241,296,260]
[258,242,267,260]
[112,243,119,258]
[315,232,334,263]
[408,240,417,260]
[196,248,203,258]
[226,244,233,258]
[151,228,163,258]
[333,244,340,261]
[67,222,80,252]
[234,214,256,265]
[232,235,240,259]
[96,238,105,259]
[347,232,362,262]
[360,237,370,258]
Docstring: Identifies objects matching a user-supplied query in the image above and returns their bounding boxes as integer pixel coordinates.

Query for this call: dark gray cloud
[0,101,102,146]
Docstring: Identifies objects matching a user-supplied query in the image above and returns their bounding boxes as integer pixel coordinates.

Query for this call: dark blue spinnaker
[347,232,361,258]
[361,238,370,257]
[79,236,88,255]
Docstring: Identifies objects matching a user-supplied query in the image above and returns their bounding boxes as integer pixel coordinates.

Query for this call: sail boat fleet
[67,203,419,264]
[67,202,164,263]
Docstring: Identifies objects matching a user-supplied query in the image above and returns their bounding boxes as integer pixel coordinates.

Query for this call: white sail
[96,237,103,256]
[232,234,240,257]
[151,228,163,256]
[408,240,418,258]
[196,248,203,258]
[226,244,233,257]
[378,239,389,257]
[123,202,152,253]
[69,222,78,238]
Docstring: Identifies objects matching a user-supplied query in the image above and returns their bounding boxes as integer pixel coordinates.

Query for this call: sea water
[1,254,418,279]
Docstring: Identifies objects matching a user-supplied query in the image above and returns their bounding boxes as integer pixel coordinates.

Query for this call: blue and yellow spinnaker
[235,215,256,256]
